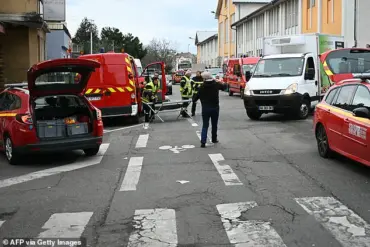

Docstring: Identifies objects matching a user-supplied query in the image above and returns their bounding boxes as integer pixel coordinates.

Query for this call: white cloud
[65,0,218,53]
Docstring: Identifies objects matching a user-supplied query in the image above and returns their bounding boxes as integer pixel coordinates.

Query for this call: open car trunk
[32,95,94,139]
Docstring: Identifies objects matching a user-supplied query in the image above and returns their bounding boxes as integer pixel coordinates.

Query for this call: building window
[308,0,315,8]
[224,0,228,8]
[219,22,223,49]
[38,0,44,16]
[285,0,298,30]
[268,6,279,35]
[231,14,235,43]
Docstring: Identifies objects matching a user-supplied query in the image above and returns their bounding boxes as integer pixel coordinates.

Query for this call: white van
[243,33,345,120]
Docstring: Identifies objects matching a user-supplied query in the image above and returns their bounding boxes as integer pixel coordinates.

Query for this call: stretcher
[142,99,192,122]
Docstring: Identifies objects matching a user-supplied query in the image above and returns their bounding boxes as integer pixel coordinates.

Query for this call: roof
[231,0,283,27]
[215,0,271,18]
[195,31,217,45]
[263,53,305,59]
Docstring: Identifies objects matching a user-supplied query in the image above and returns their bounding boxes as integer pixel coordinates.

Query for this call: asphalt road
[0,84,370,247]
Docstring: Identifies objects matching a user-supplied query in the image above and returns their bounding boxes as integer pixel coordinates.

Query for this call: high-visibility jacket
[192,79,203,94]
[142,81,158,103]
[180,76,193,98]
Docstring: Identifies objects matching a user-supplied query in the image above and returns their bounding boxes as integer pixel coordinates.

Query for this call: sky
[65,0,218,54]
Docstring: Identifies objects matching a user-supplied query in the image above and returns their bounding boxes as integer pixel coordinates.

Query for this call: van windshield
[242,64,256,73]
[325,49,370,74]
[254,57,305,77]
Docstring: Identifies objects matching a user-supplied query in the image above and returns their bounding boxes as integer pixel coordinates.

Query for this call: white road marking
[217,202,287,247]
[103,124,142,133]
[127,209,177,247]
[135,134,149,148]
[295,197,370,247]
[0,220,5,228]
[0,144,110,189]
[208,153,242,186]
[38,212,93,238]
[195,130,213,144]
[119,157,144,191]
[187,118,198,127]
[143,123,149,129]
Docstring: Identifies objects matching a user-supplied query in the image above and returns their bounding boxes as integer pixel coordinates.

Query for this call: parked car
[314,74,370,167]
[0,58,104,165]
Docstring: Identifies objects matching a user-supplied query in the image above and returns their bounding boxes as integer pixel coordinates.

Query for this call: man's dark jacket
[194,79,227,108]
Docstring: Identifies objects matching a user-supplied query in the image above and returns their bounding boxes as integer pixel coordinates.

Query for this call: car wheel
[297,98,310,119]
[4,136,20,165]
[247,110,262,120]
[315,124,332,158]
[84,146,100,156]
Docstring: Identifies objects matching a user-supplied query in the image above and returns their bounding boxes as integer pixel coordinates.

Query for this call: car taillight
[131,93,136,103]
[95,108,102,120]
[16,114,33,124]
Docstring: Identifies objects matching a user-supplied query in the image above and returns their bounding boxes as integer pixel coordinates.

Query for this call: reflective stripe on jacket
[180,76,193,98]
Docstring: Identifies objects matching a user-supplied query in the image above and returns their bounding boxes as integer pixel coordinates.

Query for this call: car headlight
[244,85,251,96]
[283,83,298,95]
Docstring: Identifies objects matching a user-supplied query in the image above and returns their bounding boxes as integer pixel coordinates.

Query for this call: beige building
[0,0,49,85]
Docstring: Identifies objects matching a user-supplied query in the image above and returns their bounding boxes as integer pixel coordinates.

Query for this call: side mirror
[245,71,252,81]
[353,107,370,118]
[305,68,315,80]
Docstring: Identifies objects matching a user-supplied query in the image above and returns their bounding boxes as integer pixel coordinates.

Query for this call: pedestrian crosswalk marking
[195,130,213,144]
[135,134,149,148]
[295,197,370,247]
[208,153,242,186]
[0,143,110,189]
[216,202,287,246]
[119,157,144,191]
[38,212,93,238]
[0,220,5,228]
[127,208,177,247]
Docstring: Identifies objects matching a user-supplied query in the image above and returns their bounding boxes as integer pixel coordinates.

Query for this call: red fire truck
[79,53,167,123]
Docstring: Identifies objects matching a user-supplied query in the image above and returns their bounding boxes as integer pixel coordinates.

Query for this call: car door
[342,85,370,163]
[327,85,358,151]
[0,92,7,147]
[141,62,166,103]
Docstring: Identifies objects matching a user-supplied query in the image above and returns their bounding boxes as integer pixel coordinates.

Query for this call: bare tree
[142,38,177,73]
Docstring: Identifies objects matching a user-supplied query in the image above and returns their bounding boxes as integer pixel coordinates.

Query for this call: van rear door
[141,62,166,102]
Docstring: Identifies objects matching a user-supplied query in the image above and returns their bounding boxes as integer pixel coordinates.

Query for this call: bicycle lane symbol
[159,145,195,154]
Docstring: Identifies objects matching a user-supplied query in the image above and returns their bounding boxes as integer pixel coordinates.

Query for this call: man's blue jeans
[201,106,219,144]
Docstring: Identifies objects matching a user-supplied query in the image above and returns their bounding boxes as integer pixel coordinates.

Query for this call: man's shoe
[212,140,219,143]
[191,113,195,116]
[201,143,206,148]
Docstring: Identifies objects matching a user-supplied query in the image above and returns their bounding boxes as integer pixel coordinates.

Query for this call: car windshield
[242,64,256,73]
[35,71,82,85]
[207,68,222,75]
[325,49,370,74]
[254,58,305,77]
[136,67,143,75]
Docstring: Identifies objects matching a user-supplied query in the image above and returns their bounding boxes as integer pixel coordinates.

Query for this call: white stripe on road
[0,220,5,228]
[217,202,287,247]
[119,157,144,191]
[38,212,93,238]
[127,209,177,247]
[187,118,198,127]
[135,134,149,148]
[195,130,212,144]
[0,144,110,189]
[295,197,370,247]
[103,124,142,133]
[208,153,242,186]
[143,123,149,129]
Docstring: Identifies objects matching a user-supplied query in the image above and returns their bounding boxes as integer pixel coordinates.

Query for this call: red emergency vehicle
[225,57,260,97]
[79,53,166,122]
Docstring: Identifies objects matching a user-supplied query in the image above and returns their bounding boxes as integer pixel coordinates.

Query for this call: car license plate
[259,106,274,110]
[87,97,101,101]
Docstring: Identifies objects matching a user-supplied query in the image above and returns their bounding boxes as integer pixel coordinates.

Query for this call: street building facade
[231,0,370,57]
[46,22,71,59]
[194,31,218,67]
[215,0,270,61]
[0,0,49,84]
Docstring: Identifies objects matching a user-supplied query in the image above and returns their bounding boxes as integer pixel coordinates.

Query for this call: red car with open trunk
[0,58,104,165]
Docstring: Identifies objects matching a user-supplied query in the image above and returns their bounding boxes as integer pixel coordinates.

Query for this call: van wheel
[4,136,20,165]
[296,98,310,119]
[84,146,100,156]
[131,115,140,124]
[247,110,262,120]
